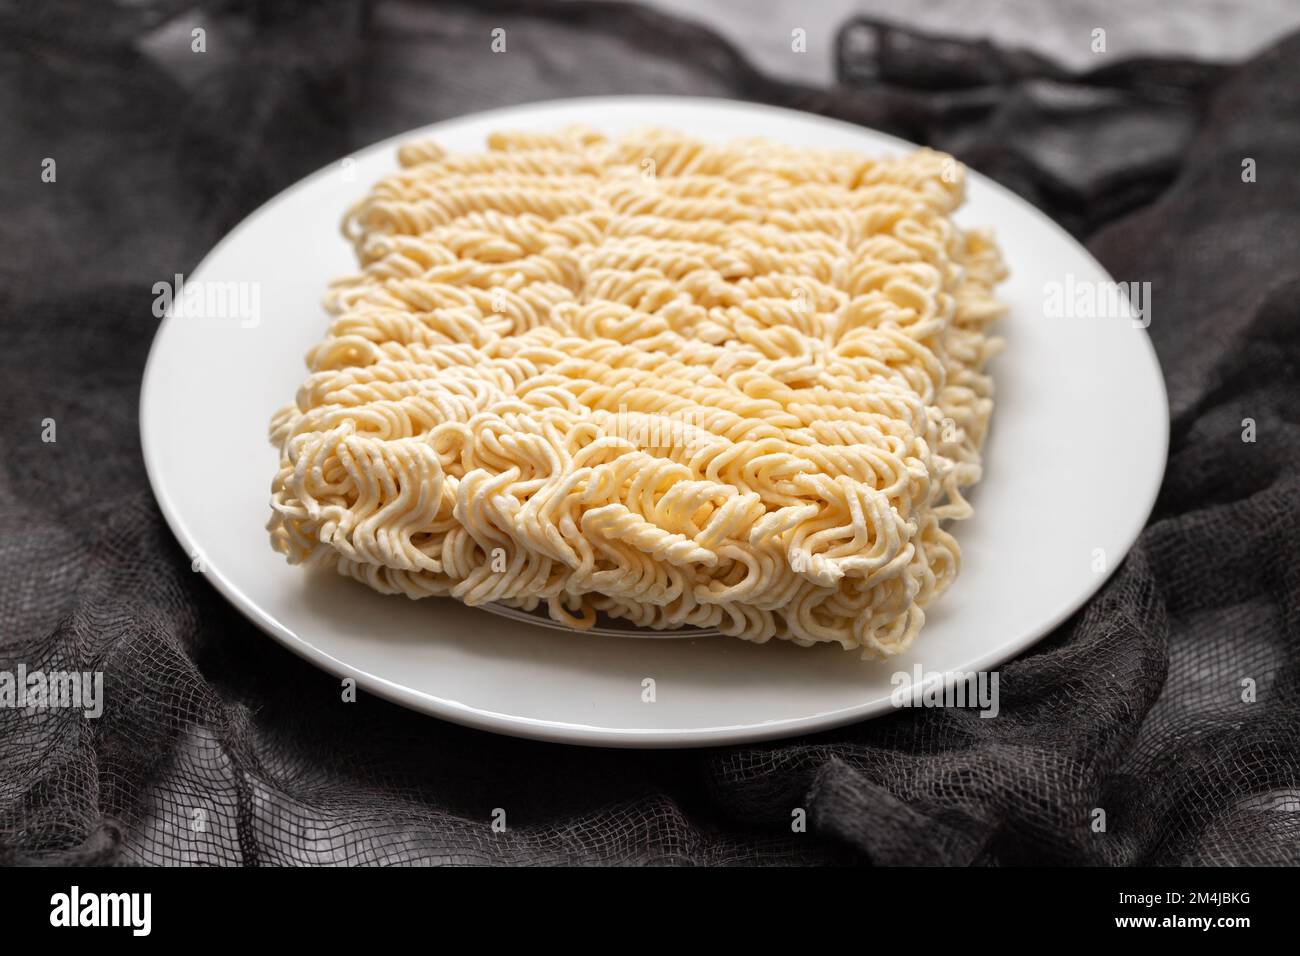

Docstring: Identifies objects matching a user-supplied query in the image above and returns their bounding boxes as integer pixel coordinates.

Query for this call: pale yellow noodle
[268,126,1006,658]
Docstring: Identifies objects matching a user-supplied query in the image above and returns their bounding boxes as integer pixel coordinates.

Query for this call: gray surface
[621,0,1300,82]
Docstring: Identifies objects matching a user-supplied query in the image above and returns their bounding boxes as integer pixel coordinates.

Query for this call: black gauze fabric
[1,0,1297,865]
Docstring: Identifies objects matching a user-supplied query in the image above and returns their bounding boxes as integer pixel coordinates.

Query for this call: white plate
[140,96,1167,747]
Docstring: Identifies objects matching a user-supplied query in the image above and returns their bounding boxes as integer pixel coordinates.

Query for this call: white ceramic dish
[140,96,1167,747]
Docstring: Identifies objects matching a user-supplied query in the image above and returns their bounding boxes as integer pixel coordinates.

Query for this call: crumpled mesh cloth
[2,0,1298,866]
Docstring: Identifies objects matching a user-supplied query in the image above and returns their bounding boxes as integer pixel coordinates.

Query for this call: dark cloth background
[2,0,1297,865]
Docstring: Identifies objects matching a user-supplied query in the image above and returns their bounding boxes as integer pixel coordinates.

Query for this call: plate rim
[139,94,1169,747]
